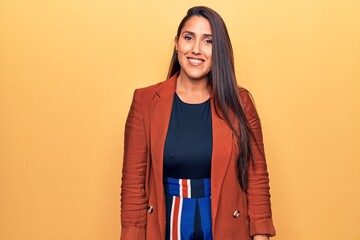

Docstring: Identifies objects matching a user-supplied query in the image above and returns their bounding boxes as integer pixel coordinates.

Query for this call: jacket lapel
[210,98,233,225]
[150,75,177,234]
[150,75,177,180]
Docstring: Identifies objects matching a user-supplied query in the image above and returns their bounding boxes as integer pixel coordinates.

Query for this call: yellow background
[1,0,359,239]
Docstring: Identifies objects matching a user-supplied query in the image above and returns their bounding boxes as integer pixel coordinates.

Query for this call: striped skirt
[164,177,212,240]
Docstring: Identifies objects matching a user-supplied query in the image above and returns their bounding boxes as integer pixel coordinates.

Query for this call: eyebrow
[182,30,212,37]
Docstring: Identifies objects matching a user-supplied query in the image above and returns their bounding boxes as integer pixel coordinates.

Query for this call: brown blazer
[121,74,276,239]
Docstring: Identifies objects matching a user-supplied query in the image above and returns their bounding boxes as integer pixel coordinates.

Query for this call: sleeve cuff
[121,227,145,240]
[250,218,276,237]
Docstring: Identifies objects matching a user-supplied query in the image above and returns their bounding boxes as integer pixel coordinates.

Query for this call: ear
[174,36,178,52]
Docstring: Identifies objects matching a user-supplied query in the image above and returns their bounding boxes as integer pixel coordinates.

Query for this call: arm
[253,235,270,240]
[120,90,148,239]
[240,89,276,237]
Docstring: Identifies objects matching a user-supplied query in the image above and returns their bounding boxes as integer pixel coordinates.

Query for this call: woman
[121,6,276,240]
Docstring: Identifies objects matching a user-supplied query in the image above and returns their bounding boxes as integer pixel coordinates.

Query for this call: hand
[253,235,269,240]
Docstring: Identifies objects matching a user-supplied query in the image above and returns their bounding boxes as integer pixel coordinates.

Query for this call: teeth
[189,58,203,63]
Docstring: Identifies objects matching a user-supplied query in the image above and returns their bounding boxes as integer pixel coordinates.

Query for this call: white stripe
[178,197,183,240]
[187,179,191,198]
[170,196,175,240]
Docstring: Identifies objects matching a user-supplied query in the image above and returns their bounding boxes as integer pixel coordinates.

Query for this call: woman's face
[176,16,212,82]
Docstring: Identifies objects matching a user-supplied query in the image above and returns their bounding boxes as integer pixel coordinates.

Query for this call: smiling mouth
[188,57,205,64]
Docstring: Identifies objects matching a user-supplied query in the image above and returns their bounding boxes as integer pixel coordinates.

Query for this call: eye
[204,39,213,44]
[184,35,193,40]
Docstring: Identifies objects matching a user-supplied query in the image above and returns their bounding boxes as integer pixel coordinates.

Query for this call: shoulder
[238,86,250,95]
[238,87,253,104]
[132,74,177,102]
[132,80,165,102]
[238,87,258,117]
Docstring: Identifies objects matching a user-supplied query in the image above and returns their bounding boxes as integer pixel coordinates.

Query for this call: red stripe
[172,197,180,240]
[182,179,188,198]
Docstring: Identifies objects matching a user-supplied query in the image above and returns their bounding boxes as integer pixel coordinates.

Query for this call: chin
[183,70,211,81]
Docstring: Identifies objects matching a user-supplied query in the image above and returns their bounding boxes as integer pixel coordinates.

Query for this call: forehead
[181,16,212,35]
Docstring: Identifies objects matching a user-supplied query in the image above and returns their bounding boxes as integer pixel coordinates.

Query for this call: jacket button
[147,205,154,214]
[233,210,240,218]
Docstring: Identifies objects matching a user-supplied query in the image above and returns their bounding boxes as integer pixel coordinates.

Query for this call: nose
[192,40,202,55]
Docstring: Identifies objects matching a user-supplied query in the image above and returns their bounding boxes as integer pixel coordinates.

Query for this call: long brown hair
[167,6,254,190]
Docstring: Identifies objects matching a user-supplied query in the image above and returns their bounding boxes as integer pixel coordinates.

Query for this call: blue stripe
[198,198,213,239]
[180,198,196,239]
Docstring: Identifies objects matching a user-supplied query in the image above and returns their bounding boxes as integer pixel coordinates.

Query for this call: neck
[176,73,208,92]
[176,73,210,103]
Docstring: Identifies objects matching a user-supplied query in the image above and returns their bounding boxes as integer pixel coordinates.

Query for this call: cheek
[177,53,187,67]
[178,40,193,52]
[207,58,213,70]
[178,46,190,53]
[205,47,212,56]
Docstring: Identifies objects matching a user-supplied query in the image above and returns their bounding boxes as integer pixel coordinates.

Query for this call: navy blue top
[163,93,212,179]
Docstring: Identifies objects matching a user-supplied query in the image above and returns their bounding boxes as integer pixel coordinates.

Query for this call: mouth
[187,57,205,65]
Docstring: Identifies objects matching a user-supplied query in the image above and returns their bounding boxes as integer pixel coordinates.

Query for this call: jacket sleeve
[240,89,276,237]
[120,89,147,239]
